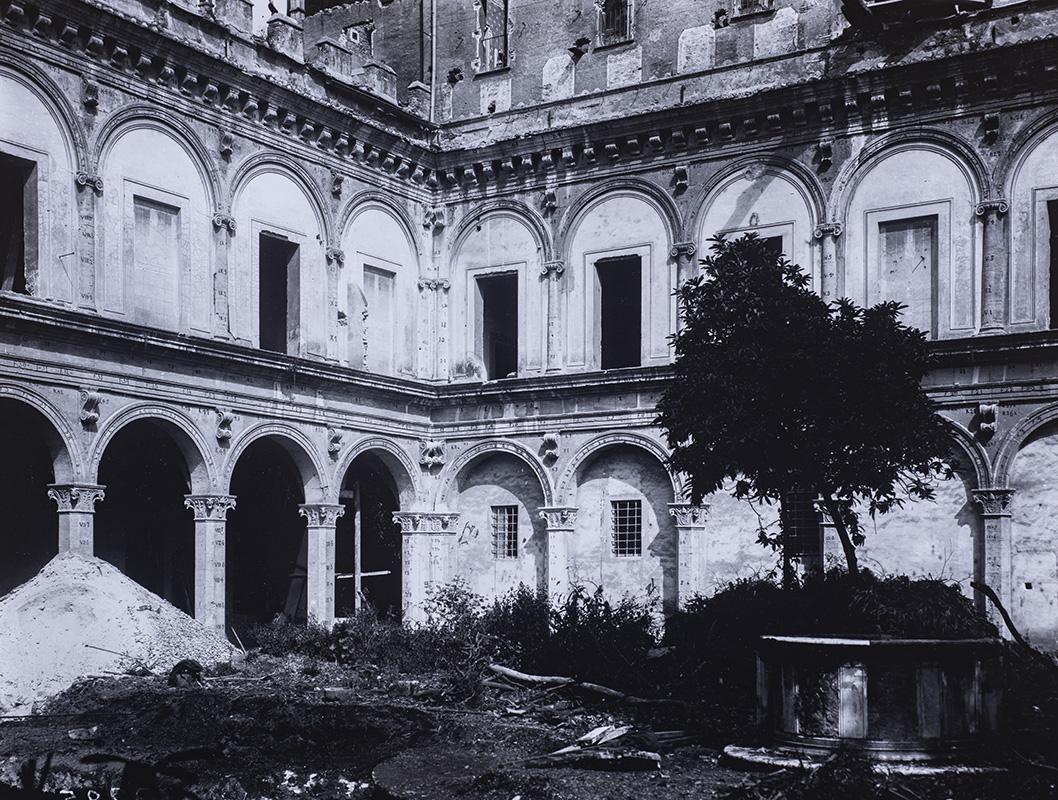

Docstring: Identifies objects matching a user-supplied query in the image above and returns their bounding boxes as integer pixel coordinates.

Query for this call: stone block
[606,45,642,90]
[266,14,304,63]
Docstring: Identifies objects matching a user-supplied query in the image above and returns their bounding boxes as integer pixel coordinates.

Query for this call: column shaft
[813,223,843,303]
[211,214,235,337]
[299,504,345,627]
[539,507,578,597]
[74,175,102,310]
[393,511,460,623]
[972,489,1014,628]
[541,262,565,372]
[185,495,236,630]
[977,200,1010,334]
[669,503,709,608]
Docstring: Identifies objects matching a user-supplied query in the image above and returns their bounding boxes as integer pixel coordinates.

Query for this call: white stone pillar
[47,483,104,555]
[670,242,698,288]
[813,222,843,304]
[976,199,1010,334]
[184,494,236,630]
[298,504,345,627]
[392,511,460,623]
[669,502,709,607]
[541,261,565,372]
[539,506,578,598]
[211,213,236,338]
[972,488,1015,628]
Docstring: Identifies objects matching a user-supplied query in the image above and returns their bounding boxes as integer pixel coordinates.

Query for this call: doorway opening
[259,232,300,354]
[477,272,519,379]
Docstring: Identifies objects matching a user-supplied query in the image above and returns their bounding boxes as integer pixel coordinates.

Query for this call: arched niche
[1008,124,1058,331]
[0,67,77,304]
[565,192,675,372]
[230,167,328,357]
[341,204,419,376]
[696,165,819,288]
[98,122,213,334]
[450,211,546,381]
[842,145,980,339]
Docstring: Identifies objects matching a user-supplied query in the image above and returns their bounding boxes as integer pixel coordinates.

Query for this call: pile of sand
[0,552,235,715]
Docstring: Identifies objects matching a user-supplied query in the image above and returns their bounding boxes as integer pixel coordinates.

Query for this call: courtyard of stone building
[3,0,1058,794]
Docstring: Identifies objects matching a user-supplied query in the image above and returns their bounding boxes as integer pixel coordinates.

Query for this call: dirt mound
[0,553,234,714]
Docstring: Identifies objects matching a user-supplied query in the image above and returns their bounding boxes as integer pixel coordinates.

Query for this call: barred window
[611,500,642,557]
[598,0,633,44]
[491,505,519,559]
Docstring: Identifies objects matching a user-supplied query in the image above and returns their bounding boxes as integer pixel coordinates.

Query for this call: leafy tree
[655,234,954,575]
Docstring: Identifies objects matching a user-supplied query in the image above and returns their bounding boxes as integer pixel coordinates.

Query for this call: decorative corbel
[541,432,561,466]
[983,112,1000,144]
[974,403,998,443]
[330,169,343,197]
[215,407,234,443]
[418,439,446,470]
[815,139,833,172]
[219,131,234,160]
[79,389,101,427]
[673,165,689,194]
[541,189,557,217]
[327,427,343,460]
[81,77,99,110]
[423,207,445,231]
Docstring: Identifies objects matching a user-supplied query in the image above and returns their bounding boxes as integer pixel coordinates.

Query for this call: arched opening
[95,420,195,614]
[0,399,60,596]
[448,452,548,601]
[569,444,678,613]
[227,437,308,636]
[336,452,405,618]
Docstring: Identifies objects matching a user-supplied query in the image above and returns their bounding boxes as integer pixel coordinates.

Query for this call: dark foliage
[656,234,955,572]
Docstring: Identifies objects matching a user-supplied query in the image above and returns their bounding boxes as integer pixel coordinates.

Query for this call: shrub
[247,615,331,658]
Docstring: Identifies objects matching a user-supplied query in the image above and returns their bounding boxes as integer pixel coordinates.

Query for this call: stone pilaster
[47,483,104,555]
[972,488,1015,627]
[211,213,236,338]
[298,504,346,626]
[976,199,1009,334]
[184,494,236,630]
[670,242,698,288]
[417,279,451,380]
[539,506,578,597]
[540,261,565,372]
[392,511,459,623]
[813,222,843,304]
[74,172,103,310]
[325,247,344,361]
[669,502,709,607]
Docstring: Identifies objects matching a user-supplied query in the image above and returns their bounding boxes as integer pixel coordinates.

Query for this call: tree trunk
[823,495,859,575]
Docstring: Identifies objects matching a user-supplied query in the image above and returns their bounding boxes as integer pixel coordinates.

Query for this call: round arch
[229,152,333,243]
[556,432,679,505]
[558,178,683,261]
[993,402,1058,487]
[331,436,421,506]
[0,57,89,172]
[942,417,991,489]
[996,107,1058,198]
[0,384,83,483]
[439,439,555,509]
[686,155,826,244]
[89,403,216,494]
[338,191,423,265]
[223,422,328,501]
[831,130,989,218]
[450,200,554,263]
[93,106,222,210]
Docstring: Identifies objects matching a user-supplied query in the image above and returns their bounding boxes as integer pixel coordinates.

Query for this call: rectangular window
[783,491,823,568]
[734,0,774,17]
[597,255,641,370]
[762,235,784,259]
[477,272,518,379]
[600,0,632,43]
[611,499,642,557]
[259,232,300,354]
[1048,200,1058,330]
[364,264,396,373]
[878,215,937,337]
[0,152,37,295]
[476,0,510,72]
[132,196,180,330]
[491,505,519,559]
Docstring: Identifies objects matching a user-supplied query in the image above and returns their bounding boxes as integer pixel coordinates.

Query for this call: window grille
[611,500,642,557]
[598,0,633,43]
[476,0,510,72]
[491,505,519,559]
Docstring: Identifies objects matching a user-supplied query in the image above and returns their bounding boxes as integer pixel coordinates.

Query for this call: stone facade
[3,0,1058,648]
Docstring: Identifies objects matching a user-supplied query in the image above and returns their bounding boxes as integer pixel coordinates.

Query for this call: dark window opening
[762,235,784,259]
[601,0,631,41]
[1048,200,1058,330]
[598,255,642,370]
[259,232,300,354]
[476,0,510,72]
[0,152,37,295]
[782,491,823,572]
[478,273,518,379]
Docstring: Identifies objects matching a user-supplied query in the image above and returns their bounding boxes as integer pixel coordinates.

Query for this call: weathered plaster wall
[699,486,781,592]
[1009,126,1058,331]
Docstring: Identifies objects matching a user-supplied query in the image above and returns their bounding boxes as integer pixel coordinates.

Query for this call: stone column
[972,488,1015,627]
[74,172,103,310]
[539,506,578,597]
[298,504,346,627]
[976,199,1010,334]
[669,502,709,608]
[670,242,698,288]
[211,213,236,338]
[325,247,344,361]
[47,483,104,555]
[540,261,565,373]
[392,511,460,623]
[184,494,236,630]
[813,222,843,304]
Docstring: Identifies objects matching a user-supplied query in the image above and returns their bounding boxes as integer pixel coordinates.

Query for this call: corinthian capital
[668,502,709,527]
[539,506,578,530]
[392,511,460,533]
[971,488,1014,517]
[299,504,346,527]
[47,484,105,513]
[184,494,237,521]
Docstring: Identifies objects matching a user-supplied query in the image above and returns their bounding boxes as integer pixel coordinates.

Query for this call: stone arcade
[3,0,1058,648]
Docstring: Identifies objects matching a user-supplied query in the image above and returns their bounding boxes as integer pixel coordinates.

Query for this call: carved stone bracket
[540,260,565,278]
[541,432,561,465]
[417,278,451,292]
[541,189,558,217]
[79,389,101,427]
[184,494,236,521]
[813,222,844,239]
[668,502,710,527]
[330,169,343,197]
[81,77,99,109]
[326,247,345,267]
[299,503,346,527]
[215,407,234,443]
[539,506,578,530]
[75,171,103,194]
[975,198,1009,217]
[47,484,105,513]
[972,488,1015,517]
[419,439,446,470]
[212,213,236,234]
[974,403,998,443]
[392,511,460,533]
[669,241,697,260]
[673,165,689,194]
[327,427,343,460]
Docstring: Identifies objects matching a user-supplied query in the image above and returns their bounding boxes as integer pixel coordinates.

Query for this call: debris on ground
[485,664,682,710]
[521,724,661,771]
[0,553,234,715]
